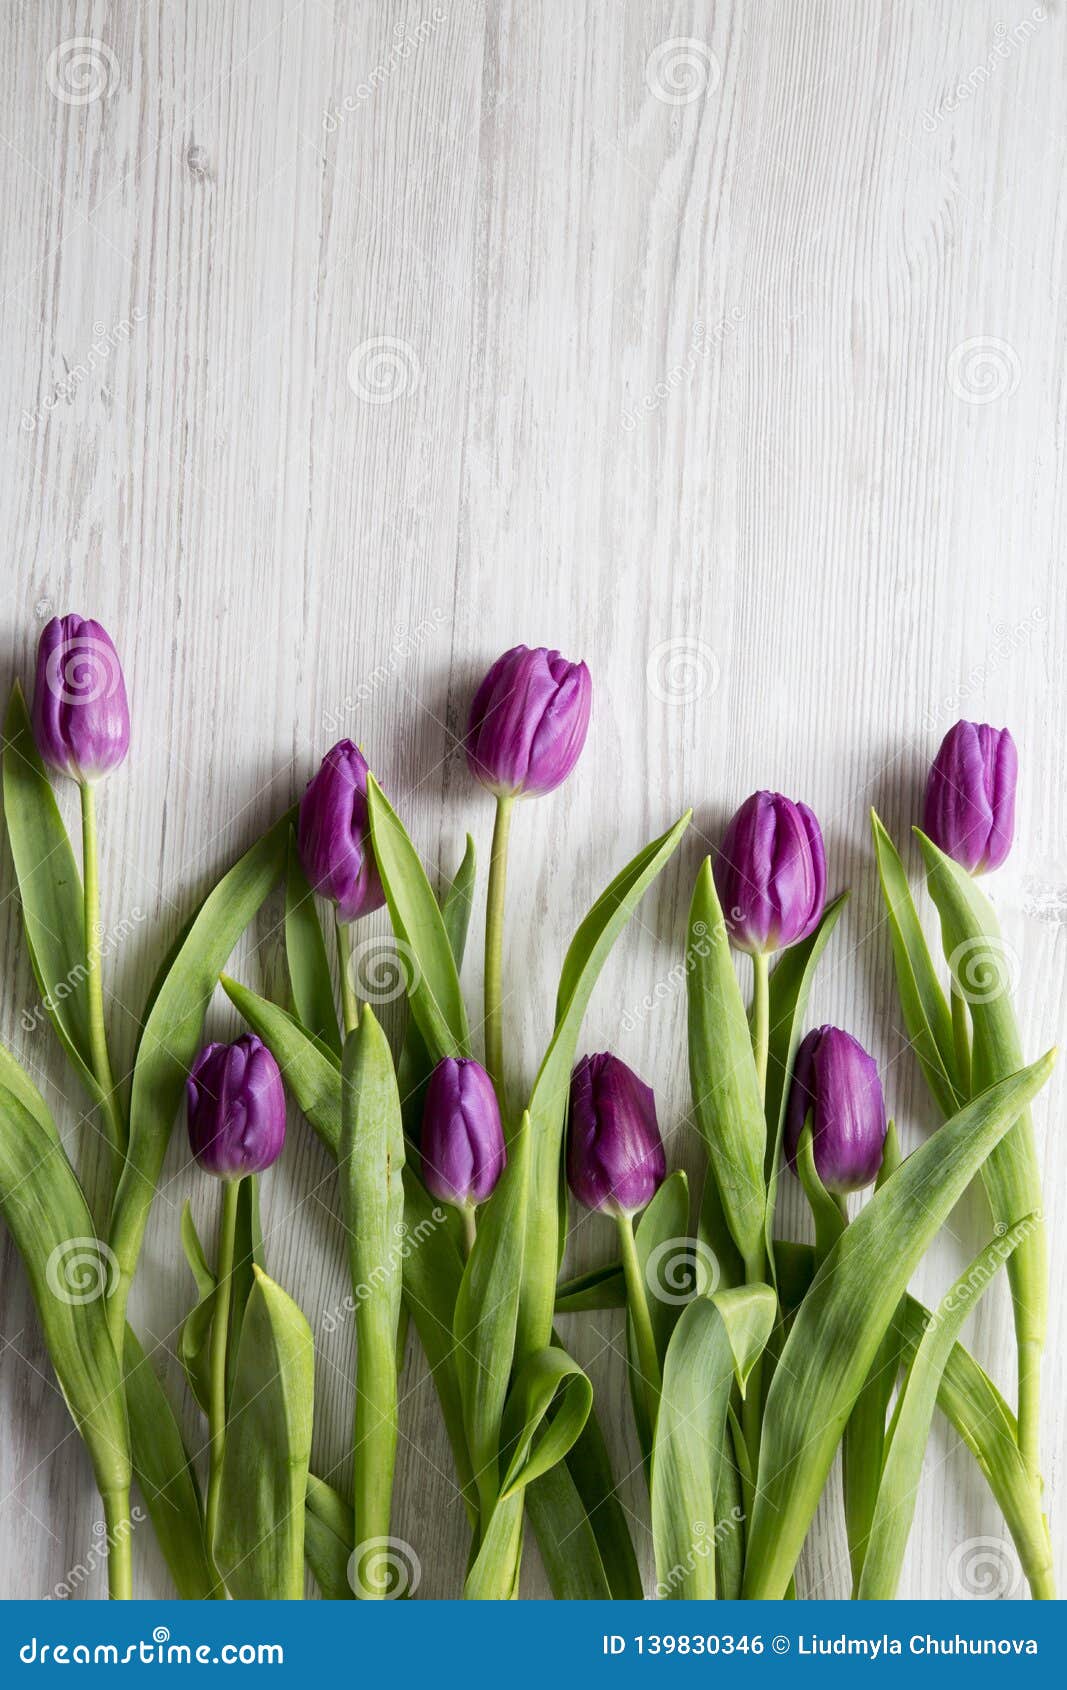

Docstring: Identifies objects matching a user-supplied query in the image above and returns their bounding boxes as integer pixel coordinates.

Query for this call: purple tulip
[420,1058,506,1208]
[715,790,827,955]
[567,1053,666,1216]
[466,644,591,798]
[297,739,385,923]
[785,1026,887,1195]
[32,615,130,783]
[186,1035,287,1178]
[923,721,1017,876]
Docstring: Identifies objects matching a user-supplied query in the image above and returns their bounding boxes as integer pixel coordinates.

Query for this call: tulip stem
[102,1487,133,1599]
[751,950,770,1098]
[335,917,359,1036]
[206,1176,241,1566]
[80,780,125,1185]
[484,794,514,1099]
[616,1210,660,1429]
[460,1204,478,1258]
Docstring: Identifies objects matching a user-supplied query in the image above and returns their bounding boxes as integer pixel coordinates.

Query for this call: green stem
[80,780,125,1184]
[751,949,770,1097]
[206,1176,241,1559]
[1017,1338,1042,1484]
[616,1210,660,1427]
[335,916,358,1036]
[743,950,771,1472]
[483,794,514,1099]
[950,982,971,1095]
[460,1203,477,1258]
[102,1487,133,1599]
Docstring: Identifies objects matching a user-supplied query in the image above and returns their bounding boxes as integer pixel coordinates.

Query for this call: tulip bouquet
[0,619,1056,1602]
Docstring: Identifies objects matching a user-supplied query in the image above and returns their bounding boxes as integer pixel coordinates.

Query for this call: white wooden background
[0,0,1063,1602]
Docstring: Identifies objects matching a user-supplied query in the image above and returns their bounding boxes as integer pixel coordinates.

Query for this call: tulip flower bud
[923,720,1017,876]
[466,644,591,798]
[715,790,827,955]
[567,1052,666,1216]
[32,615,130,784]
[297,739,385,923]
[785,1025,886,1195]
[420,1057,506,1208]
[186,1034,287,1178]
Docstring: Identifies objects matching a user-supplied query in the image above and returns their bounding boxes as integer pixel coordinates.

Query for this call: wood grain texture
[0,0,1064,1599]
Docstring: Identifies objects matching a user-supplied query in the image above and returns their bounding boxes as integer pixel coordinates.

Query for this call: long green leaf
[518,812,690,1361]
[366,777,470,1059]
[464,1345,593,1599]
[774,1239,1054,1600]
[858,1215,1033,1599]
[529,1383,642,1600]
[0,1077,130,1500]
[285,829,341,1055]
[397,835,476,1137]
[916,830,1048,1456]
[123,1326,216,1599]
[745,1052,1054,1597]
[108,810,292,1348]
[2,683,97,1102]
[340,1009,406,1595]
[871,812,959,1115]
[213,1266,314,1599]
[651,1286,775,1599]
[686,859,766,1270]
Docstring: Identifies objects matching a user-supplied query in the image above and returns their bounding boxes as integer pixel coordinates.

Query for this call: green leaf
[398,1168,474,1518]
[178,1202,216,1413]
[222,980,342,1149]
[858,1214,1034,1600]
[2,683,98,1102]
[454,1112,530,1513]
[524,1462,612,1599]
[915,830,1048,1378]
[123,1325,217,1599]
[627,1171,689,1463]
[795,1115,847,1263]
[285,829,341,1056]
[686,859,766,1270]
[554,1261,626,1314]
[744,1051,1055,1597]
[214,1266,314,1599]
[366,776,470,1060]
[842,1120,904,1590]
[531,1385,643,1600]
[340,1009,406,1589]
[464,1345,593,1600]
[0,1075,131,1499]
[108,809,293,1348]
[397,835,476,1137]
[305,1474,355,1600]
[518,812,690,1360]
[773,1239,1055,1600]
[651,1287,775,1599]
[871,812,959,1116]
[762,894,848,1274]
